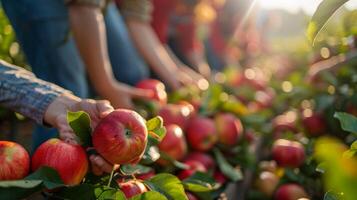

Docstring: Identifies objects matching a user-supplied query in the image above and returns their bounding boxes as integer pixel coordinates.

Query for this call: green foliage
[334,112,357,135]
[145,173,188,200]
[67,111,92,147]
[213,148,243,182]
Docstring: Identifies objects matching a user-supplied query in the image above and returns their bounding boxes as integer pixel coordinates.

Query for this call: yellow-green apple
[178,160,207,180]
[184,152,215,169]
[186,117,217,151]
[274,184,309,200]
[31,138,88,185]
[255,171,279,197]
[92,109,148,165]
[0,141,30,180]
[215,113,243,146]
[136,79,167,105]
[158,104,193,129]
[158,124,187,165]
[117,179,148,198]
[272,139,305,168]
[302,113,326,136]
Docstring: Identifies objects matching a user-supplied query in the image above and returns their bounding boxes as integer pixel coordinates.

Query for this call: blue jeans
[1,0,149,150]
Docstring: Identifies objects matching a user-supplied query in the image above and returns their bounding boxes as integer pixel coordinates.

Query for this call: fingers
[89,155,113,174]
[96,100,114,118]
[128,87,154,99]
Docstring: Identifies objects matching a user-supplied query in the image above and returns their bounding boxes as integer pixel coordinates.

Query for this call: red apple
[186,192,198,200]
[272,139,305,168]
[255,171,279,197]
[215,113,243,146]
[136,79,167,105]
[184,152,215,169]
[272,114,298,138]
[31,139,88,185]
[117,179,148,198]
[302,113,326,136]
[159,104,192,129]
[158,124,187,165]
[186,117,217,151]
[92,109,148,164]
[214,170,227,184]
[136,170,156,180]
[178,160,207,180]
[274,184,308,200]
[0,141,30,180]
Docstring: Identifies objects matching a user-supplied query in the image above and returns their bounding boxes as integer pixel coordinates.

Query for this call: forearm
[0,61,71,124]
[68,4,116,96]
[126,20,180,89]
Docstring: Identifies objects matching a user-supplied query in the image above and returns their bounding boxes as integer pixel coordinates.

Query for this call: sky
[257,0,357,15]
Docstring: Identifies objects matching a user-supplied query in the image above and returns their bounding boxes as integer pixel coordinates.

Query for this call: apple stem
[107,164,118,187]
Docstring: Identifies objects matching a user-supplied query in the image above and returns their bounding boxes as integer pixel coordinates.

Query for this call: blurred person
[116,0,211,81]
[0,0,152,147]
[0,60,114,175]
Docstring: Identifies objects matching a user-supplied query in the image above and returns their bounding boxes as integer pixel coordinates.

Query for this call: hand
[177,66,209,90]
[44,93,115,175]
[103,82,154,109]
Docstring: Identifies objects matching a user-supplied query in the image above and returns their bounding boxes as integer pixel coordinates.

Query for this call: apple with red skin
[274,184,308,200]
[184,152,215,169]
[32,138,88,185]
[158,124,187,165]
[272,139,305,168]
[215,113,243,146]
[159,104,192,129]
[117,179,148,198]
[136,170,155,180]
[0,141,30,180]
[136,79,167,105]
[186,192,198,200]
[255,171,279,197]
[272,115,298,138]
[92,109,148,165]
[186,117,217,151]
[178,160,207,180]
[302,113,326,136]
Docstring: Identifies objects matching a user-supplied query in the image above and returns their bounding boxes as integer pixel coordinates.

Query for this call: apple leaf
[146,116,166,142]
[0,166,64,199]
[307,0,349,44]
[120,164,153,176]
[130,191,168,200]
[145,173,188,200]
[324,191,343,200]
[159,151,189,170]
[95,186,126,200]
[56,184,96,200]
[141,137,161,164]
[182,172,217,193]
[67,111,92,147]
[334,112,357,135]
[213,148,243,182]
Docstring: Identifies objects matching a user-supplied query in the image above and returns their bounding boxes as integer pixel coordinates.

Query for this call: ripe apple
[31,138,88,185]
[272,139,305,168]
[302,113,326,136]
[136,170,155,180]
[0,141,30,180]
[178,160,207,180]
[117,179,148,198]
[184,152,215,169]
[158,124,187,165]
[186,117,217,151]
[92,109,148,164]
[136,79,167,105]
[255,171,279,197]
[158,104,192,129]
[272,114,298,137]
[186,192,198,200]
[274,184,309,200]
[215,113,243,146]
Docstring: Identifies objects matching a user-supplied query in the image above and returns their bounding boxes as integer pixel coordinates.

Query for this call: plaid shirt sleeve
[121,0,153,22]
[0,60,71,124]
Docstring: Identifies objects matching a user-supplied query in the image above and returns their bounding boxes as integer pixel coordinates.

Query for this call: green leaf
[120,164,153,176]
[145,173,188,200]
[307,0,349,44]
[0,180,42,199]
[316,162,328,173]
[67,111,92,147]
[95,186,126,200]
[146,116,166,142]
[56,184,96,200]
[130,191,168,200]
[213,148,243,182]
[334,112,357,134]
[25,166,64,189]
[324,191,343,200]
